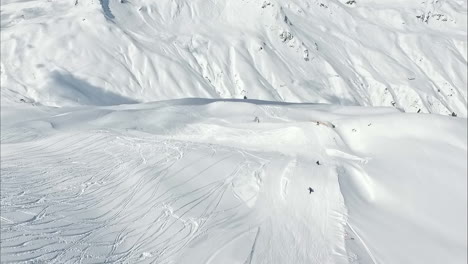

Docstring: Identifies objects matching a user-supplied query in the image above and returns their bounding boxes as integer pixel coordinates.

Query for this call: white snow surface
[1,0,467,115]
[1,0,468,263]
[1,99,467,263]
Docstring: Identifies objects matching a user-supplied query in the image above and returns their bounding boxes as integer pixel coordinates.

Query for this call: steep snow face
[1,100,466,263]
[1,0,467,115]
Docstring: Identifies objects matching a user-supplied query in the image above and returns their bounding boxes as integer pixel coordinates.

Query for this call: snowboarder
[308,187,314,194]
[244,95,248,99]
[316,161,321,165]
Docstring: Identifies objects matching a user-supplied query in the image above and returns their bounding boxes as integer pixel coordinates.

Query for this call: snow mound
[1,99,466,263]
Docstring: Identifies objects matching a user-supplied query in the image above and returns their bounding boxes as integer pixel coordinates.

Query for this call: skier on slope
[308,187,314,194]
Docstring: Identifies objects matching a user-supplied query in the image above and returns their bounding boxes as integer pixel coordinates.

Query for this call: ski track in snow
[1,132,245,263]
[280,158,296,200]
[0,100,466,264]
[1,101,466,264]
[1,128,348,263]
[0,0,466,262]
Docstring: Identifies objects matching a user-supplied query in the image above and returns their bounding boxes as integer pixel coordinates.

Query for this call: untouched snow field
[1,99,467,263]
[1,0,467,263]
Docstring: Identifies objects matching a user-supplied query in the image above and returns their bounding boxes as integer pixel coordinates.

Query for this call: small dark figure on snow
[316,161,321,165]
[451,112,457,117]
[244,96,248,99]
[308,187,314,194]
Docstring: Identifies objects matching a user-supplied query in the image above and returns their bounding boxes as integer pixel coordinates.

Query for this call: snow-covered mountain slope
[1,0,467,115]
[1,0,467,263]
[1,99,467,263]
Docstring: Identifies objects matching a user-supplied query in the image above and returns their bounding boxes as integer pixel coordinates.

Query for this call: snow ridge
[1,0,467,116]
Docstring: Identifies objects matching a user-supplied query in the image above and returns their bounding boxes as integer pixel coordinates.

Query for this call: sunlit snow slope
[1,0,467,115]
[1,0,467,264]
[1,99,467,263]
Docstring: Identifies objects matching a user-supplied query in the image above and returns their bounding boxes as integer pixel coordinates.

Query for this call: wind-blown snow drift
[1,0,467,115]
[1,0,467,263]
[1,99,467,263]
